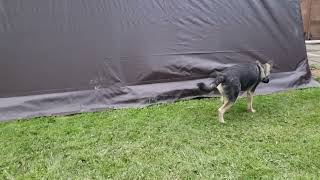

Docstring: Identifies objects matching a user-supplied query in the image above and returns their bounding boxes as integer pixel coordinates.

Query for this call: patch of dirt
[310,65,320,81]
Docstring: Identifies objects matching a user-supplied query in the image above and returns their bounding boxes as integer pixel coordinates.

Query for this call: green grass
[1,88,320,179]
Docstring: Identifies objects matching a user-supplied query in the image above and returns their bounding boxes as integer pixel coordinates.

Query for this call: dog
[197,61,272,123]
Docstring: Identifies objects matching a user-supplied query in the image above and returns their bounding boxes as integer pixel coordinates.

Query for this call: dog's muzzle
[261,76,270,83]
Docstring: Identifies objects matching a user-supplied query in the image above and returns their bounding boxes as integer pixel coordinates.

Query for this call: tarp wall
[0,0,316,121]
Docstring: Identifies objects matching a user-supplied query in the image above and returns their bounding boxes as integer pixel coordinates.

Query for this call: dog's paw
[247,109,256,113]
[219,120,226,124]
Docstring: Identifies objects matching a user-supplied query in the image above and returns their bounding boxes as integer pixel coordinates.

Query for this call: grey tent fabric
[0,0,317,121]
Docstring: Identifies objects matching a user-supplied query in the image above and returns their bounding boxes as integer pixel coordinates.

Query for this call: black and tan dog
[197,61,272,123]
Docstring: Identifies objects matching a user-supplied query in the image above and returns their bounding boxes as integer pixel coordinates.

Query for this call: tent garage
[0,0,316,121]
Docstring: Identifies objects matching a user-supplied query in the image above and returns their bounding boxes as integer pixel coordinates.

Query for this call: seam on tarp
[105,50,264,59]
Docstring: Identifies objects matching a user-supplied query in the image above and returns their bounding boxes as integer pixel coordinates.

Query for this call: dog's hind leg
[217,84,239,123]
[218,99,234,123]
[247,91,256,113]
[216,84,225,103]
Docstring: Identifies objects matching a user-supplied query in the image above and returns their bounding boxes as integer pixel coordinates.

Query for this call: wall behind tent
[300,0,320,40]
[0,0,315,121]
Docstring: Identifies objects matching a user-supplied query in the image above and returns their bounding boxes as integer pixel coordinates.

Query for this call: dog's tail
[197,75,225,92]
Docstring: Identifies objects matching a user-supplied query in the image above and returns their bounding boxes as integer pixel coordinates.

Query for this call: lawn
[0,88,320,179]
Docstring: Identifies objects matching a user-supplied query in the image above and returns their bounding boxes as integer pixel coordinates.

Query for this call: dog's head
[256,61,273,83]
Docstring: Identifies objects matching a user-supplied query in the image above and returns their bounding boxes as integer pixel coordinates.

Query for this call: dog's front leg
[247,91,256,113]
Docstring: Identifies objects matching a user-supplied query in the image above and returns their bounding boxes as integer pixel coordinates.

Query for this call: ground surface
[307,44,320,81]
[310,64,320,81]
[307,44,320,66]
[0,88,319,179]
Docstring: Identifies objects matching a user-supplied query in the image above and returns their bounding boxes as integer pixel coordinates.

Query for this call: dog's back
[223,63,260,91]
[198,63,261,102]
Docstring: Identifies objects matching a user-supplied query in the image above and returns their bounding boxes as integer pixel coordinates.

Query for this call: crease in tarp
[111,50,265,59]
[0,0,12,32]
[0,54,309,98]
